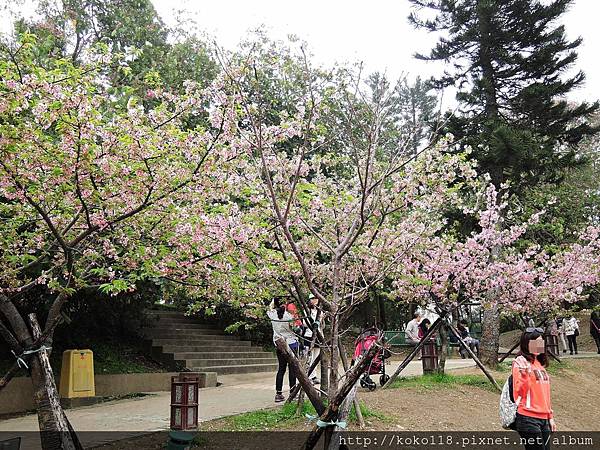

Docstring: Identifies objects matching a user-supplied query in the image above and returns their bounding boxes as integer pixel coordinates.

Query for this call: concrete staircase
[142,310,278,375]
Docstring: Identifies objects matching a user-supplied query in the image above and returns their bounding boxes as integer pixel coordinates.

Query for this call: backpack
[499,363,530,430]
[499,374,518,429]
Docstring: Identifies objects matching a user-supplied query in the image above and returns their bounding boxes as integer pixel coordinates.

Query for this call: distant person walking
[561,315,580,355]
[405,312,422,346]
[590,309,600,354]
[544,319,559,358]
[513,328,556,450]
[555,317,568,354]
[267,297,299,402]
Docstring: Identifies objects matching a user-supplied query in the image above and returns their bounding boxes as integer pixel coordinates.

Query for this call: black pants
[567,334,578,353]
[275,344,297,393]
[516,413,552,450]
[593,335,600,353]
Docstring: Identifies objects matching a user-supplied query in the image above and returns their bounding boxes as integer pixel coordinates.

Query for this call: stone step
[186,357,278,368]
[145,309,280,377]
[172,351,272,359]
[151,338,252,347]
[141,328,226,337]
[190,363,279,375]
[158,344,255,353]
[145,310,197,319]
[144,321,221,329]
[146,317,220,330]
[147,332,238,340]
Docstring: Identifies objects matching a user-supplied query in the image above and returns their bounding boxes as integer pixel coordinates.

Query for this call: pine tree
[409,0,599,368]
[409,0,599,191]
[396,76,438,154]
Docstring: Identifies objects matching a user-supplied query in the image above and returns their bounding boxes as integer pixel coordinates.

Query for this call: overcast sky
[151,0,599,107]
[1,0,598,106]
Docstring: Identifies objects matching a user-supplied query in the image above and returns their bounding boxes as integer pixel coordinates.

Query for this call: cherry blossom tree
[402,185,599,313]
[392,184,600,374]
[214,41,486,449]
[0,34,244,449]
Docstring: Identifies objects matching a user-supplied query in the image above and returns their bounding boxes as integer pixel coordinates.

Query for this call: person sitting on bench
[405,312,422,346]
[457,320,479,358]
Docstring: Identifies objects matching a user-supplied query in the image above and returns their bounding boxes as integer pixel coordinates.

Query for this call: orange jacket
[512,355,553,420]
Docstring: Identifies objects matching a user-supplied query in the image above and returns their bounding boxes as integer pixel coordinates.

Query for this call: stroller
[352,326,391,391]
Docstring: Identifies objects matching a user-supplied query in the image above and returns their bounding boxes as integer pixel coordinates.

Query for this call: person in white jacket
[556,317,568,354]
[405,312,422,346]
[561,316,580,355]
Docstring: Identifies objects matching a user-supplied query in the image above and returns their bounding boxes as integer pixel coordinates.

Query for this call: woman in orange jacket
[512,328,556,450]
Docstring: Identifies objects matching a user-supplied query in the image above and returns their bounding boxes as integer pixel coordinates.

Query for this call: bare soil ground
[360,359,599,432]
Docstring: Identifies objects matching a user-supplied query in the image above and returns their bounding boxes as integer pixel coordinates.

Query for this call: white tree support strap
[11,345,52,370]
[305,414,347,429]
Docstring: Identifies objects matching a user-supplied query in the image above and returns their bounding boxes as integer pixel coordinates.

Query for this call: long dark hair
[519,329,549,367]
[273,297,286,320]
[419,318,431,335]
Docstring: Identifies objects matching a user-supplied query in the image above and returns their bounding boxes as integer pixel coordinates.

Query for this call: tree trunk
[328,312,339,398]
[326,383,357,450]
[320,346,329,401]
[377,293,387,330]
[383,317,444,388]
[29,314,82,450]
[447,322,501,392]
[438,322,448,374]
[287,353,321,404]
[338,341,364,428]
[480,304,500,369]
[476,0,499,121]
[274,338,325,415]
[303,341,380,450]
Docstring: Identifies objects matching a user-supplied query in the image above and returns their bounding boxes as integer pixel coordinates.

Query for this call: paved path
[498,350,600,360]
[0,359,475,449]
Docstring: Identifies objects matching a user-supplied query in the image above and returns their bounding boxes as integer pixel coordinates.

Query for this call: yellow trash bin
[59,349,95,398]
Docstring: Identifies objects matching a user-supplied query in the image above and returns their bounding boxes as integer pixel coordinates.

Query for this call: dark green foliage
[409,0,599,193]
[13,0,217,98]
[395,76,438,154]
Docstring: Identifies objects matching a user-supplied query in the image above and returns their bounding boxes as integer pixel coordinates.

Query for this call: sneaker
[575,351,578,355]
[570,352,573,355]
[562,350,567,353]
[274,393,285,403]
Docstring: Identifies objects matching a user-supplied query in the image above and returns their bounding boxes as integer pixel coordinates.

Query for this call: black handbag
[574,328,580,337]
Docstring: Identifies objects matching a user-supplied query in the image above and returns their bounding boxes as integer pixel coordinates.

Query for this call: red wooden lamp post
[170,374,199,431]
[421,336,439,374]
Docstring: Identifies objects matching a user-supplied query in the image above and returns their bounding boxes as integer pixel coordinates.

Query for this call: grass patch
[218,401,306,431]
[389,373,498,392]
[546,360,574,376]
[350,400,388,422]
[210,400,387,431]
[495,362,511,373]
